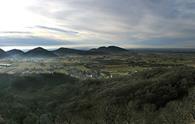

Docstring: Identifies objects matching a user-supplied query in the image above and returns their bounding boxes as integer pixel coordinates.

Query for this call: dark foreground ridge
[0,67,194,123]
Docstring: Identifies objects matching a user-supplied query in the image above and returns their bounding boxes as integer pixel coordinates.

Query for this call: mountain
[53,47,86,56]
[6,49,24,58]
[89,46,128,54]
[0,46,129,58]
[24,47,57,57]
[0,49,5,58]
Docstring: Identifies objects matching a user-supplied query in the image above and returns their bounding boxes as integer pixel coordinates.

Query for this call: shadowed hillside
[0,46,130,58]
[0,67,194,124]
[24,47,57,58]
[53,47,87,56]
[5,49,24,58]
[0,49,5,58]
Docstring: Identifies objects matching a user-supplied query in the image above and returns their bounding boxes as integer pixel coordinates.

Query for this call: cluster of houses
[67,68,113,79]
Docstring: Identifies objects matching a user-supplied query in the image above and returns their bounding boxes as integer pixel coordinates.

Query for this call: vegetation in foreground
[0,67,194,124]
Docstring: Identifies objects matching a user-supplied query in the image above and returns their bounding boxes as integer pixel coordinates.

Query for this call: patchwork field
[0,52,194,78]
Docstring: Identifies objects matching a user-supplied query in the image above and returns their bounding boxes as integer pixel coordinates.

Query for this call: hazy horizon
[1,45,195,52]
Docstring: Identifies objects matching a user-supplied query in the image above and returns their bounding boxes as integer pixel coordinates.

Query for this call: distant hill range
[5,49,24,58]
[89,46,128,54]
[0,46,128,58]
[53,48,86,56]
[0,46,194,58]
[24,47,57,57]
[0,49,5,57]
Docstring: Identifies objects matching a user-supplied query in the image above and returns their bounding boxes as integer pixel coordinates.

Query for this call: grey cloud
[35,25,78,35]
[0,31,32,34]
[0,37,74,46]
[25,0,195,47]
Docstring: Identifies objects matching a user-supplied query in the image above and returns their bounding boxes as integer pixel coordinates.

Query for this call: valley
[0,47,194,79]
[0,46,195,124]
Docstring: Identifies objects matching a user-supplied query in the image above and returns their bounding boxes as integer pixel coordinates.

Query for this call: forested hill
[0,67,194,124]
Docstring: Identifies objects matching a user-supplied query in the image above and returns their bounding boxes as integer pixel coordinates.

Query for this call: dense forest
[0,67,194,124]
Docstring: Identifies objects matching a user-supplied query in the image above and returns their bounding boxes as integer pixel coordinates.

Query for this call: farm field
[0,52,194,78]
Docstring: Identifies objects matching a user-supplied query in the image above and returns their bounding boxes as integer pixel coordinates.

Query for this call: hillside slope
[24,47,57,57]
[0,67,194,124]
[53,48,86,56]
[5,49,24,57]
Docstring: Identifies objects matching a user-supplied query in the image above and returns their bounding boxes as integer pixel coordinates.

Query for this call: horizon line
[0,45,195,52]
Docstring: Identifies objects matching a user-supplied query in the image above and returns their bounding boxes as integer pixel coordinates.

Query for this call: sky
[0,0,195,50]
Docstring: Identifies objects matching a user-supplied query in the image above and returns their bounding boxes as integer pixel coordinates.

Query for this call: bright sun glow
[0,0,36,31]
[0,0,73,41]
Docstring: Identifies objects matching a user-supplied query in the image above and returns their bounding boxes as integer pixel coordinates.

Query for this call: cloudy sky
[0,0,195,49]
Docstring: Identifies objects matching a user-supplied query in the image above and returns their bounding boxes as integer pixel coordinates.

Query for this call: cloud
[1,0,195,48]
[35,25,78,35]
[0,31,31,34]
[0,36,73,46]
